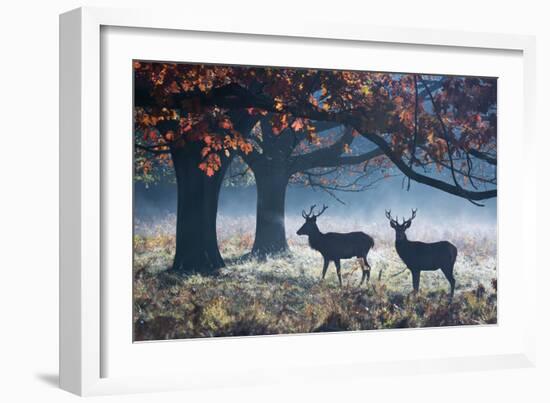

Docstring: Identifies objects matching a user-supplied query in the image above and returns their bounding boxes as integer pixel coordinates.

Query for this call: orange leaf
[274,97,284,111]
[291,118,304,132]
[219,119,233,130]
[240,142,253,155]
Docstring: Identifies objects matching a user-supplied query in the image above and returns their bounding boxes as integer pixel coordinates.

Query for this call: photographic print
[133,62,497,341]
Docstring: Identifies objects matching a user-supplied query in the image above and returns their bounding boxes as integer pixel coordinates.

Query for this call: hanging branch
[418,76,484,207]
[355,129,496,201]
[407,74,419,191]
[469,149,497,165]
[414,146,496,185]
[301,169,388,205]
[465,151,479,189]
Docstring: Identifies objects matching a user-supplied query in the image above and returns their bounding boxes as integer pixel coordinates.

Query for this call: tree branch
[469,149,497,165]
[415,145,496,185]
[306,148,384,170]
[135,143,172,155]
[289,126,358,173]
[135,82,275,111]
[136,82,497,202]
[357,130,496,201]
[418,76,495,206]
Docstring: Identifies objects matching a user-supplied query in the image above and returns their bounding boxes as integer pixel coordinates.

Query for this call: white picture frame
[59,6,537,396]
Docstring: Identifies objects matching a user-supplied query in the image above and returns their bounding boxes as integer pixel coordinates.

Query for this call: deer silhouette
[297,205,374,286]
[385,209,457,297]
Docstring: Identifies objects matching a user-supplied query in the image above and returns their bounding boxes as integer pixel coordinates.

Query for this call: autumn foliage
[134,62,497,195]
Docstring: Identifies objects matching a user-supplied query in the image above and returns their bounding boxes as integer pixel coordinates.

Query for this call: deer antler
[385,209,399,224]
[313,204,328,218]
[303,205,316,218]
[404,208,418,224]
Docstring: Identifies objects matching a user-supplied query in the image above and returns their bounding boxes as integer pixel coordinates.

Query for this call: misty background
[135,173,497,232]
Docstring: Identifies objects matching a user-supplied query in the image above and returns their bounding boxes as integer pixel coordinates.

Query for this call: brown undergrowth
[133,216,497,341]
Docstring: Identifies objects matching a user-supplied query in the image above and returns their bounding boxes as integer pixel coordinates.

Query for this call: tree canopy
[134,62,496,204]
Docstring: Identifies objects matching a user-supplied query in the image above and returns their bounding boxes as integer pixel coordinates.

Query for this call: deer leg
[335,259,342,287]
[321,258,329,281]
[359,258,367,286]
[411,270,420,294]
[359,257,370,286]
[363,256,371,283]
[360,271,367,286]
[442,268,456,299]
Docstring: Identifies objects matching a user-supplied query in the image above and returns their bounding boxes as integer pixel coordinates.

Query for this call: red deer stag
[385,209,457,297]
[297,205,374,287]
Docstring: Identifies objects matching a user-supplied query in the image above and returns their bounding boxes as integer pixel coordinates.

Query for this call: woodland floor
[133,215,497,341]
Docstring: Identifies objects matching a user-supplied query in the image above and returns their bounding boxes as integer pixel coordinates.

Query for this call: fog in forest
[135,172,496,233]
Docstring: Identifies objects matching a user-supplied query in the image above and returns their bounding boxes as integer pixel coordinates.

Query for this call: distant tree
[134,63,496,274]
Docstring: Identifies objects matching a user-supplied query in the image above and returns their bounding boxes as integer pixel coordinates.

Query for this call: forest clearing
[133,214,497,341]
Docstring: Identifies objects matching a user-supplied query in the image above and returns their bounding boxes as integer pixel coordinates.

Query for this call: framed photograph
[60,6,537,396]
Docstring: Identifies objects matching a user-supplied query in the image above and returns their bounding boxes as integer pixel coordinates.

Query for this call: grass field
[133,214,497,341]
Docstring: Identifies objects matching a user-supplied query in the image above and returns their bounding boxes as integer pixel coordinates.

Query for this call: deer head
[297,204,328,236]
[385,209,417,240]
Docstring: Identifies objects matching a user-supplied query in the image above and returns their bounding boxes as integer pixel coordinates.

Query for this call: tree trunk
[251,167,290,258]
[170,142,228,275]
